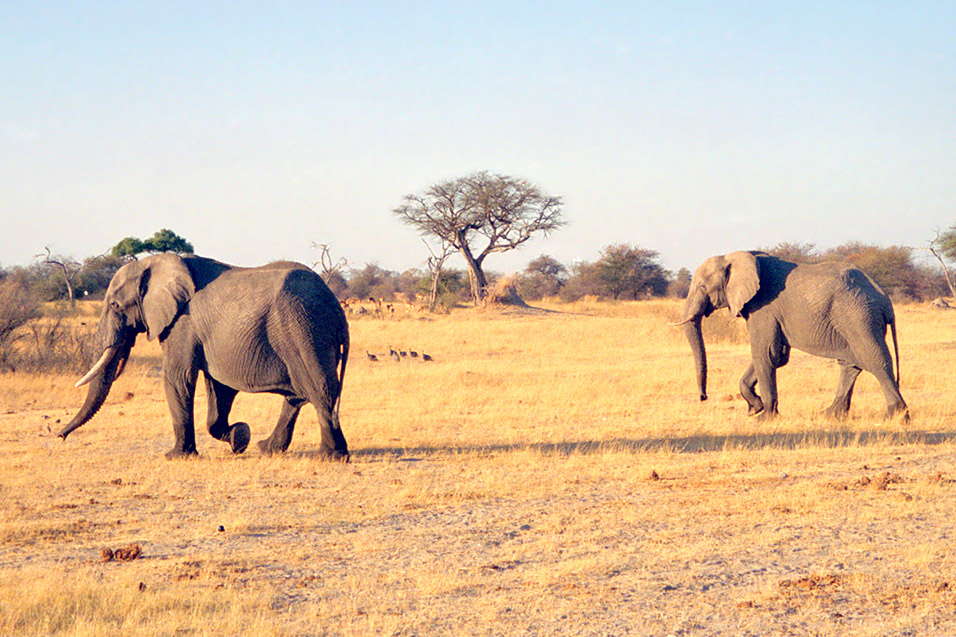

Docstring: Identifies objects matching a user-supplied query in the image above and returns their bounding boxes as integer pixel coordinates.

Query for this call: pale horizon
[2,2,954,274]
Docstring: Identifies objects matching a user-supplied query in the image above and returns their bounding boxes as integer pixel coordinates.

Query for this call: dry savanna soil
[2,298,956,635]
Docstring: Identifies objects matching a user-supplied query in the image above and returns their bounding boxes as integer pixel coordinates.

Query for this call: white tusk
[113,354,127,381]
[667,319,694,326]
[75,347,118,387]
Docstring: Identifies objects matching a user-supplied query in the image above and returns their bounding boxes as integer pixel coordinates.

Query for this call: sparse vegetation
[394,171,565,303]
[2,298,955,634]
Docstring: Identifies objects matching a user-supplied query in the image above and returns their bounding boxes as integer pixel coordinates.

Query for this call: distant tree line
[2,237,954,311]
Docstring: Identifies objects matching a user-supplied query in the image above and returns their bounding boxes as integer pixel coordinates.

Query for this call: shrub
[0,276,42,371]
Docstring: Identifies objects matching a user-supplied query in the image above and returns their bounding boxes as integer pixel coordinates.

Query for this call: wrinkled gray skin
[677,251,907,420]
[59,254,350,460]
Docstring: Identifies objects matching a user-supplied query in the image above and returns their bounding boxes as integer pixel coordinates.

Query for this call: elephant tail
[887,307,901,386]
[334,326,349,417]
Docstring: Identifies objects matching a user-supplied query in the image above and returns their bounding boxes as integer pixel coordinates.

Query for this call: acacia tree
[394,171,565,304]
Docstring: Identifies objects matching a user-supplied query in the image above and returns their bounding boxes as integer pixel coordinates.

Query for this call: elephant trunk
[678,289,709,402]
[58,340,132,440]
[684,317,707,402]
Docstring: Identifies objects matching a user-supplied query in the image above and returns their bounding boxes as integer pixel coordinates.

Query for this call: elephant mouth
[75,346,119,387]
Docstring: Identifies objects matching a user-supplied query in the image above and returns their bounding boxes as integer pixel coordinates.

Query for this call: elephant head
[58,254,194,440]
[673,251,761,402]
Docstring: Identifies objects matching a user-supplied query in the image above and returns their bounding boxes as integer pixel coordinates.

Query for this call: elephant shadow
[295,429,956,461]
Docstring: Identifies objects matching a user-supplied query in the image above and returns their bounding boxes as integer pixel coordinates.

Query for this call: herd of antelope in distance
[341,293,429,318]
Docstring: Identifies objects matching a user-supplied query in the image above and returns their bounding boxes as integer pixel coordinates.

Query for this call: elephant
[672,251,907,420]
[58,253,350,460]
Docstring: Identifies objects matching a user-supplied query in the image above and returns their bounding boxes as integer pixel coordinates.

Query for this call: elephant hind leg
[258,396,304,455]
[285,346,348,460]
[849,338,908,420]
[824,362,862,419]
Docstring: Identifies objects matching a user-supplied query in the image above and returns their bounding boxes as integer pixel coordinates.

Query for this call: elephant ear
[724,251,760,317]
[140,254,195,341]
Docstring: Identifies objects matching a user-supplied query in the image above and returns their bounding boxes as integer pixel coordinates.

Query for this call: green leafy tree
[110,229,194,260]
[144,228,194,254]
[594,244,669,300]
[111,237,147,259]
[517,254,567,300]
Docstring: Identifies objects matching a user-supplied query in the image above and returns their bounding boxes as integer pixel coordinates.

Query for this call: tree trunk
[65,278,76,309]
[929,248,956,299]
[457,243,487,305]
[429,268,441,310]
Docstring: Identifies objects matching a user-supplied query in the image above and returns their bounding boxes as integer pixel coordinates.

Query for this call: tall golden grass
[1,298,955,634]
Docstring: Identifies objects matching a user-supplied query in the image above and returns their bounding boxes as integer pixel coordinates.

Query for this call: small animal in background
[389,346,401,362]
[422,352,433,362]
[410,350,419,358]
[366,351,378,362]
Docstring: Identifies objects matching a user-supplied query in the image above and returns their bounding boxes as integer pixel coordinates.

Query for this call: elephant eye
[110,301,121,311]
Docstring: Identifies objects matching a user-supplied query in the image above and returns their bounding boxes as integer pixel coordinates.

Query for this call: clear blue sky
[2,2,954,274]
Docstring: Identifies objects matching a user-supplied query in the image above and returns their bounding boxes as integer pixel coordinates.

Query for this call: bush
[14,304,99,375]
[0,282,98,375]
[0,276,42,371]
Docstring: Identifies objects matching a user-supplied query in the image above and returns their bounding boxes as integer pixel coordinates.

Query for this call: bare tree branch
[35,247,88,308]
[422,237,456,311]
[920,229,956,299]
[394,171,565,304]
[311,243,349,285]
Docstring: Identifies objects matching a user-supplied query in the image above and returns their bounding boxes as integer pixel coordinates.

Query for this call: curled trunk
[58,341,132,440]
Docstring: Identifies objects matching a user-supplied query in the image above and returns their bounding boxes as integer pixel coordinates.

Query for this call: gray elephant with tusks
[59,254,350,460]
[672,251,907,421]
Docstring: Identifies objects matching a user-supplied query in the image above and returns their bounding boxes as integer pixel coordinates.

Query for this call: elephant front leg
[163,365,200,459]
[204,376,249,454]
[752,361,780,420]
[738,363,764,416]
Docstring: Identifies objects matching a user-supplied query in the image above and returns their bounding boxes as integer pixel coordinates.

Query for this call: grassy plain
[1,298,956,635]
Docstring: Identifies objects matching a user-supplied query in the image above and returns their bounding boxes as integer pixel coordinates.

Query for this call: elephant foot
[755,409,778,422]
[229,422,251,454]
[887,404,910,423]
[257,438,287,456]
[747,404,765,417]
[165,447,199,460]
[823,406,850,420]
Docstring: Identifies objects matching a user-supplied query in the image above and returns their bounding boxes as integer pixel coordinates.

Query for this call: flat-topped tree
[394,171,565,304]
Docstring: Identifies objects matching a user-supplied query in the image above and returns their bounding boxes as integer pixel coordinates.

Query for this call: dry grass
[2,298,956,635]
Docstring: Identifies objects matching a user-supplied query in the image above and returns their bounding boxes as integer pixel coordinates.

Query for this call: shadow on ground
[290,430,956,461]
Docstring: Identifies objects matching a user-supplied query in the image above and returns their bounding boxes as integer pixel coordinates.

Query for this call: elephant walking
[59,254,350,460]
[673,251,907,420]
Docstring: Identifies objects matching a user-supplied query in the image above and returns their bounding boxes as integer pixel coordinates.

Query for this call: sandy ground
[3,403,956,635]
